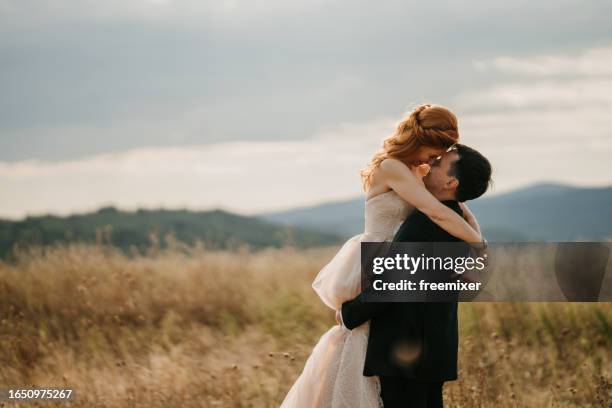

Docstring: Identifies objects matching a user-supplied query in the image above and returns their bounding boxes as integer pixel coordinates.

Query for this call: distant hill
[469,183,612,241]
[0,207,343,257]
[260,183,612,241]
[2,183,608,258]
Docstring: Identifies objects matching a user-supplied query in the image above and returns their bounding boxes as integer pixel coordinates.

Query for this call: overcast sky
[1,0,611,218]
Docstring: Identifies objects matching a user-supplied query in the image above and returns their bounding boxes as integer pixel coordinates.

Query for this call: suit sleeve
[341,289,389,330]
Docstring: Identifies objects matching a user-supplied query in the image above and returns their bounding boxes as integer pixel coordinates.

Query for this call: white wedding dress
[281,190,414,407]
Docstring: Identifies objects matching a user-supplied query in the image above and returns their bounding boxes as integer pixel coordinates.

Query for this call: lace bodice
[364,190,413,239]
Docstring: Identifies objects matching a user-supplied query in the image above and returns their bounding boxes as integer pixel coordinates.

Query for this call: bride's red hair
[360,103,460,191]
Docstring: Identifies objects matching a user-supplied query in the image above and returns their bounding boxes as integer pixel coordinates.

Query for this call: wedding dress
[281,190,414,407]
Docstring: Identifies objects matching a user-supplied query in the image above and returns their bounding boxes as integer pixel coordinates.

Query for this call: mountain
[261,199,367,238]
[0,207,344,258]
[260,183,612,241]
[468,183,612,241]
[2,183,608,258]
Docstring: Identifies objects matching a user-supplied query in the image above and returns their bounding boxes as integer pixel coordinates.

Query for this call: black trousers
[379,376,443,408]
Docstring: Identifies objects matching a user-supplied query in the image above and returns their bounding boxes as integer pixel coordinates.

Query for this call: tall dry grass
[0,243,610,407]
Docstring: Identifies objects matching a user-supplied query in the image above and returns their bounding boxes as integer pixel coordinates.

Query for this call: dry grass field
[1,243,611,407]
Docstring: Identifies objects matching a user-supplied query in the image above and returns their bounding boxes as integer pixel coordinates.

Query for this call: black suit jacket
[341,200,463,382]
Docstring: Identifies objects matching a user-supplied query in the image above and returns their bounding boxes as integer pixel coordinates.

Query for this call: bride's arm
[379,158,482,243]
[459,202,482,237]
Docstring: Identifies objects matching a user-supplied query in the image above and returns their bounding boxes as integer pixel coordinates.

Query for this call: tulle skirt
[280,232,387,408]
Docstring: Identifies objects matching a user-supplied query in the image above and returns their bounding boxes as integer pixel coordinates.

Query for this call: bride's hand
[335,310,343,326]
[410,163,430,186]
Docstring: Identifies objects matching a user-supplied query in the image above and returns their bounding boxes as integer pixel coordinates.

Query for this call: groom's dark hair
[449,144,492,202]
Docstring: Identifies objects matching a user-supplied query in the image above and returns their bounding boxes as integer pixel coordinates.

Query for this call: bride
[280,103,483,407]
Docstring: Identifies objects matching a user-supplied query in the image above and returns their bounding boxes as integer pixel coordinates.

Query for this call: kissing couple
[281,103,493,408]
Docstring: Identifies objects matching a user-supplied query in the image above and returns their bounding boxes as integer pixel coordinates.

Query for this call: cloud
[463,46,612,109]
[474,47,612,77]
[455,45,612,193]
[1,4,611,218]
[0,118,395,219]
[0,0,331,26]
[456,79,612,109]
[459,106,612,193]
[2,0,611,162]
[1,100,611,219]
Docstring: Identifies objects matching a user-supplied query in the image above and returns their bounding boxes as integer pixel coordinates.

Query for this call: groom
[338,144,492,408]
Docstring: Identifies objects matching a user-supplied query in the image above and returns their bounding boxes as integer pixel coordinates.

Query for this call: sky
[1,0,611,219]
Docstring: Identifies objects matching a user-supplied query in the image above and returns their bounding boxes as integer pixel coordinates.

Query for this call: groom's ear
[446,177,459,192]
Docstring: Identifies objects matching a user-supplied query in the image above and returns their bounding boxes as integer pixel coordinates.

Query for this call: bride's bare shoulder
[379,158,409,174]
